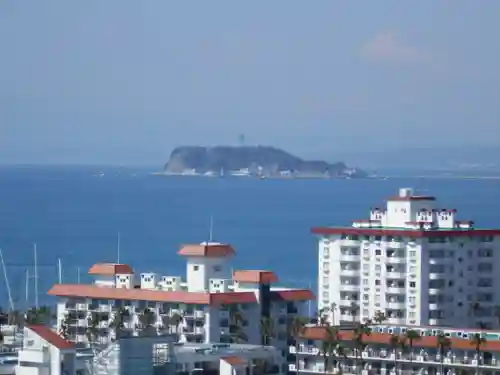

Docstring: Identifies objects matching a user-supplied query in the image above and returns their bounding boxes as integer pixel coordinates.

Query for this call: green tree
[86,312,101,347]
[405,329,421,368]
[389,334,402,374]
[259,317,275,346]
[372,311,387,325]
[170,312,184,341]
[109,307,129,339]
[470,333,486,375]
[353,321,372,375]
[138,308,156,335]
[436,333,451,375]
[289,316,309,374]
[58,312,72,340]
[229,308,247,343]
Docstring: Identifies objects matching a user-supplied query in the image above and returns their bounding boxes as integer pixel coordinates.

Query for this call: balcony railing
[291,345,498,369]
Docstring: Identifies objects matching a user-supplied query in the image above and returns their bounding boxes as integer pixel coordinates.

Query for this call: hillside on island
[163,146,366,178]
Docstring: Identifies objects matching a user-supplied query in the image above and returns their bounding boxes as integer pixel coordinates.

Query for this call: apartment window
[375,265,381,272]
[375,279,381,286]
[213,265,221,272]
[363,294,369,301]
[193,265,199,271]
[323,262,330,270]
[363,264,369,271]
[409,266,416,272]
[478,248,493,257]
[375,249,381,256]
[323,248,330,257]
[363,248,369,255]
[409,281,416,288]
[375,294,381,301]
[363,279,369,285]
[363,309,369,315]
[409,251,416,257]
[323,277,329,284]
[408,297,416,304]
[322,292,329,298]
[478,263,493,273]
[409,312,416,318]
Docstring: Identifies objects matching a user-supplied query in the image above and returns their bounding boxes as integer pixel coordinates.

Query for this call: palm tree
[86,312,101,347]
[58,312,72,340]
[109,307,129,339]
[170,312,184,341]
[349,302,359,324]
[229,309,248,344]
[405,329,421,368]
[138,308,156,335]
[259,317,275,346]
[436,333,451,375]
[353,322,372,375]
[470,333,486,375]
[372,311,387,325]
[389,334,402,374]
[289,316,308,374]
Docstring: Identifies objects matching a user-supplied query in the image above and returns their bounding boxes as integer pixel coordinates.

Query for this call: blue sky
[1,1,499,165]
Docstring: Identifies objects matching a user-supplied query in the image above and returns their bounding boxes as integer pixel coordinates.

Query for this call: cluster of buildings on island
[6,187,500,375]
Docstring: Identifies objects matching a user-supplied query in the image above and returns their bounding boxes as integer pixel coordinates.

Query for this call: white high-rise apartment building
[312,188,500,329]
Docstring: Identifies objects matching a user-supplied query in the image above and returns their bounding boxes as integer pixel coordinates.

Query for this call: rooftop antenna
[0,247,14,312]
[34,243,39,309]
[77,267,81,284]
[208,216,214,242]
[58,258,62,284]
[117,232,121,264]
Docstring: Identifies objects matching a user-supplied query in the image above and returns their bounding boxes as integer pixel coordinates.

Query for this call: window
[193,265,199,271]
[322,292,329,298]
[409,251,416,257]
[409,281,416,288]
[363,279,369,285]
[213,265,221,272]
[363,264,369,271]
[323,248,330,257]
[409,266,416,272]
[408,297,416,304]
[323,262,330,270]
[375,279,381,286]
[363,294,369,301]
[375,265,381,272]
[323,277,329,284]
[375,249,381,256]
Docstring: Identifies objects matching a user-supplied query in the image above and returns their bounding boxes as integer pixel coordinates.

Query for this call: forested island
[159,146,367,179]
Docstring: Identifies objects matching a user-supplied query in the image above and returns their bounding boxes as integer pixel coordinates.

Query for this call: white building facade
[48,242,313,357]
[312,188,500,328]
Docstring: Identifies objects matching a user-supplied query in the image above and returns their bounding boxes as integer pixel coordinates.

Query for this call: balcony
[386,301,406,309]
[386,271,406,279]
[386,286,405,294]
[386,257,406,264]
[340,239,360,247]
[194,310,205,319]
[338,299,358,307]
[339,284,359,292]
[340,268,360,277]
[339,254,360,262]
[387,241,405,249]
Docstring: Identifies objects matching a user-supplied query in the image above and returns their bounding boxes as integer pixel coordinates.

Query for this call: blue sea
[1,165,499,309]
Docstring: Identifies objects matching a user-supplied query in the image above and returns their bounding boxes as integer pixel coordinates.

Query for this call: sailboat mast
[117,232,121,264]
[34,243,39,309]
[25,269,29,304]
[0,248,14,311]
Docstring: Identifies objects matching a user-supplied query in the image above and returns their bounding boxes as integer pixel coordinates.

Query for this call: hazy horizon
[1,1,499,166]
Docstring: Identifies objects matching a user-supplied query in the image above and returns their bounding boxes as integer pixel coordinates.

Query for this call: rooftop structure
[312,188,500,328]
[49,241,313,358]
[290,323,500,374]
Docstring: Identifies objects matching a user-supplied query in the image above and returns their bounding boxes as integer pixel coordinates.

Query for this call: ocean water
[0,165,499,309]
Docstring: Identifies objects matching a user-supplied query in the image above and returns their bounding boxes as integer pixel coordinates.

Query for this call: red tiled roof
[302,326,500,352]
[88,263,134,275]
[311,227,500,238]
[221,356,247,366]
[27,325,75,350]
[388,195,436,201]
[178,243,235,257]
[233,270,279,284]
[47,284,257,305]
[271,289,314,302]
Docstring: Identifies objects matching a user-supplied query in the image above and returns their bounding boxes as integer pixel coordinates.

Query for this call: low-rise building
[290,323,500,374]
[48,241,313,357]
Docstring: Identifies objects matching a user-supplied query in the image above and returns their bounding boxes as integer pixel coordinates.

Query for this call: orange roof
[301,326,500,352]
[47,284,257,305]
[88,263,134,275]
[27,325,75,350]
[271,289,314,301]
[221,356,247,366]
[178,243,235,257]
[233,270,278,284]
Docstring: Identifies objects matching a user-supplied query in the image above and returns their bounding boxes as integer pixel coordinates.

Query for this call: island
[158,146,367,179]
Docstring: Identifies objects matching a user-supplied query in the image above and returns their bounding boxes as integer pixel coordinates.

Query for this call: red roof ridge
[27,325,75,350]
[232,270,279,284]
[301,326,500,352]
